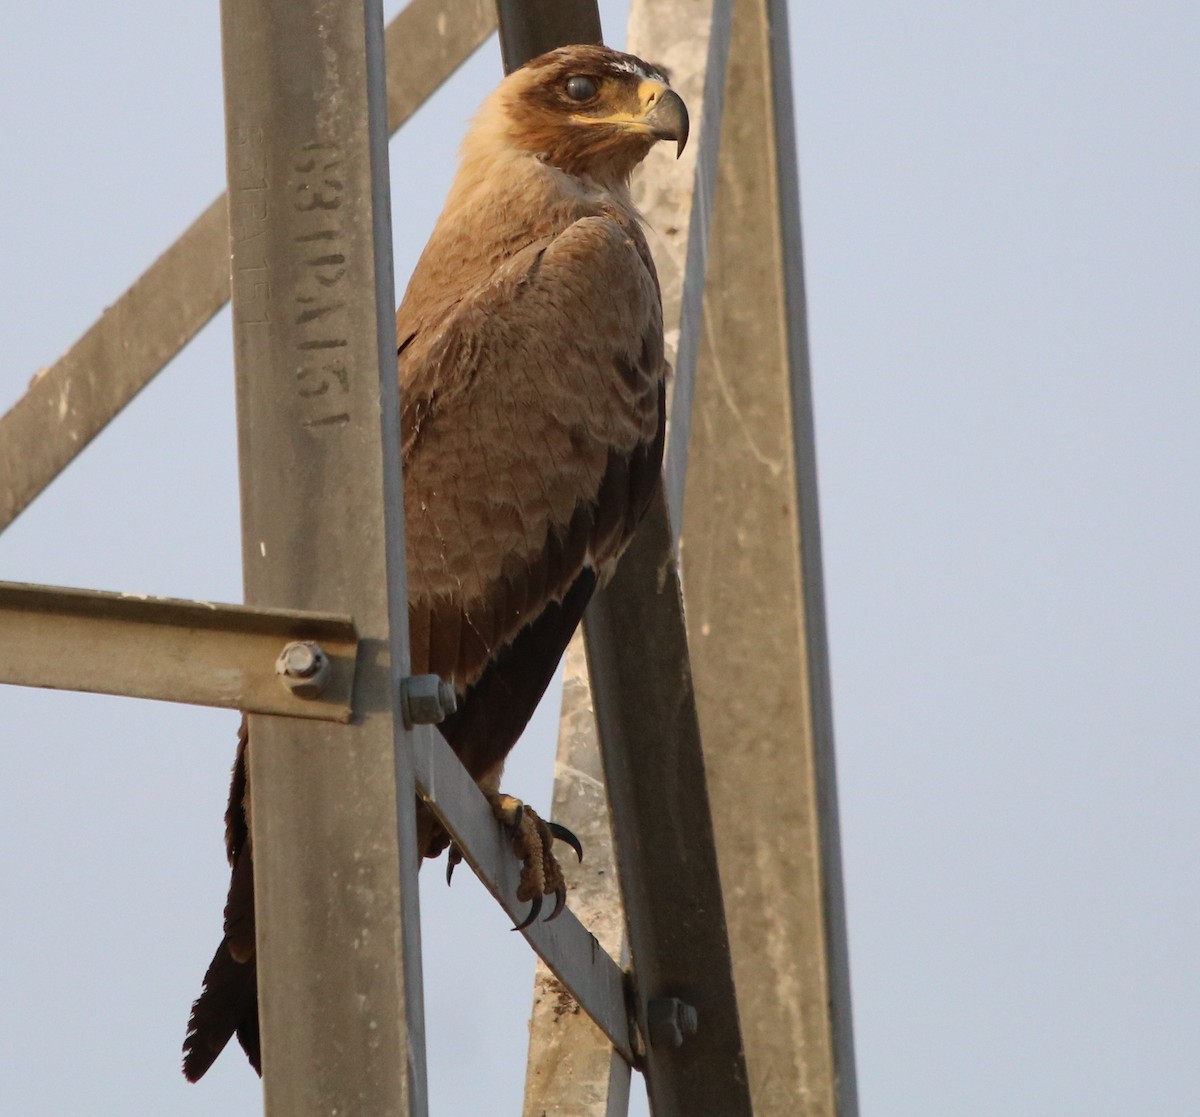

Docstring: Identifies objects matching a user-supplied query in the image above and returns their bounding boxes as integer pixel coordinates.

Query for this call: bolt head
[279,642,321,677]
[276,641,331,698]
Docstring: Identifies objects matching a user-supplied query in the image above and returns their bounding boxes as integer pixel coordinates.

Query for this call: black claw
[547,885,567,922]
[548,821,584,863]
[512,894,542,932]
[446,846,463,886]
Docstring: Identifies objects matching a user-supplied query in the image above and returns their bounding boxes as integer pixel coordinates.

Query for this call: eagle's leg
[485,792,582,930]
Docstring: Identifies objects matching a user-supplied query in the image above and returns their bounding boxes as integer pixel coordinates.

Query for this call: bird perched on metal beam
[183,43,687,1082]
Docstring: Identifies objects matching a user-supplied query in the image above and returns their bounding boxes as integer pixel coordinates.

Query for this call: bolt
[647,997,699,1050]
[275,641,331,698]
[400,674,458,727]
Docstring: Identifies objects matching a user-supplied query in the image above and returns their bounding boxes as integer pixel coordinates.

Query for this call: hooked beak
[640,85,690,158]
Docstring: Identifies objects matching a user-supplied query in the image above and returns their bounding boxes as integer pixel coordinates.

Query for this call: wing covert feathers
[402,213,665,690]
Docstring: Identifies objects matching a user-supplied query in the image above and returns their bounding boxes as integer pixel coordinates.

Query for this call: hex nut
[647,997,699,1049]
[400,674,457,727]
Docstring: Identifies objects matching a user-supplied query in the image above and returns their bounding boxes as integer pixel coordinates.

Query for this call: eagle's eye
[565,75,598,101]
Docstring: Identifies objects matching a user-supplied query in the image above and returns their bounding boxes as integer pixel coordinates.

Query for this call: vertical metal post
[220,0,427,1113]
[584,490,753,1116]
[679,0,858,1113]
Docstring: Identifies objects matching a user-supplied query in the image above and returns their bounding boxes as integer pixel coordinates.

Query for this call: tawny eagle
[183,43,687,1082]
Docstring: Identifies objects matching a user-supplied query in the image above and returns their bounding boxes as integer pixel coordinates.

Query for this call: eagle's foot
[487,793,583,931]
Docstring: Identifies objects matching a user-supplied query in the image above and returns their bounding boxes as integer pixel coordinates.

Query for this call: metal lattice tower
[0,1,856,1113]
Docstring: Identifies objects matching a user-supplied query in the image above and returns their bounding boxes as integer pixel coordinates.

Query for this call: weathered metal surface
[585,484,753,1117]
[386,0,497,132]
[220,0,426,1112]
[494,0,602,73]
[626,0,733,529]
[0,196,229,534]
[522,633,632,1117]
[0,581,357,720]
[0,0,497,536]
[677,0,859,1112]
[410,721,635,1065]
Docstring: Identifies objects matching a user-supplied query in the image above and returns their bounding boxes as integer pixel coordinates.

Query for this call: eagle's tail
[183,721,261,1082]
[182,939,260,1082]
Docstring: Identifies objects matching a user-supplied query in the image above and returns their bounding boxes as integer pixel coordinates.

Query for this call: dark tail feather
[182,939,260,1082]
[236,1003,262,1076]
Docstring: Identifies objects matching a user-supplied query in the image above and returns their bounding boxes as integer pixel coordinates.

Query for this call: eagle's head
[475,44,689,187]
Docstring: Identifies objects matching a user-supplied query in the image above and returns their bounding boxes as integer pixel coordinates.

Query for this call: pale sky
[2,2,1198,1115]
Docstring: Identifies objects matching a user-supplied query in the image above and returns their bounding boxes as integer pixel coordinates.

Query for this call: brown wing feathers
[404,215,663,690]
[437,378,666,786]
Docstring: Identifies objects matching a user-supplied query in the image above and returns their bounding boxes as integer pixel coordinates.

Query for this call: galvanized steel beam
[0,0,497,535]
[410,720,635,1065]
[584,486,753,1116]
[0,196,228,534]
[385,0,497,134]
[220,0,426,1112]
[0,581,357,721]
[677,0,859,1113]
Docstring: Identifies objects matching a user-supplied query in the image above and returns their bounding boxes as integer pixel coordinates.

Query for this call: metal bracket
[0,580,358,722]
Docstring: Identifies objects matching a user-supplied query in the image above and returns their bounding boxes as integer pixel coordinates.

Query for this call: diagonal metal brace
[0,580,358,721]
[0,0,499,536]
[409,723,637,1066]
